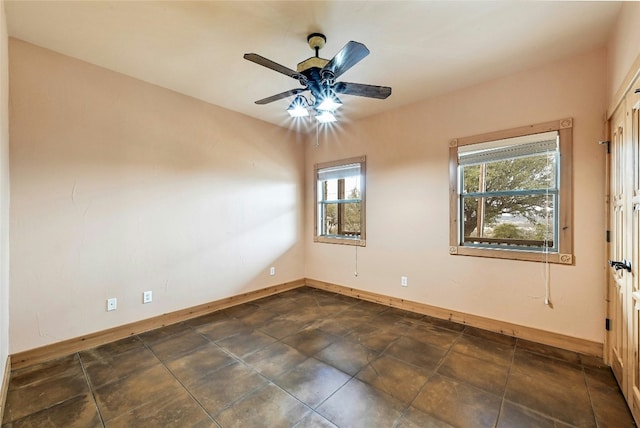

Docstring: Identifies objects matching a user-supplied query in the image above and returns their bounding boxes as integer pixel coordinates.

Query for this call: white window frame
[314,156,366,246]
[449,118,573,264]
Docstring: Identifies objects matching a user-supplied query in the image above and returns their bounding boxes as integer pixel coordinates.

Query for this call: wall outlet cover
[143,290,153,304]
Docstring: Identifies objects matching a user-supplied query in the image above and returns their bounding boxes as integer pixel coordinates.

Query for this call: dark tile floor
[2,286,635,427]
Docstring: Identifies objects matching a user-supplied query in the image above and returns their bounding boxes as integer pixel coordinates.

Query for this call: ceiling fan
[243,33,391,121]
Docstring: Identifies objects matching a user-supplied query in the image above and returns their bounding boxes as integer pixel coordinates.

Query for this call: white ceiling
[5,1,622,129]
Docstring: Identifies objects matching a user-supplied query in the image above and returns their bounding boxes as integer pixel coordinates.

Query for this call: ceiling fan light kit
[316,111,337,124]
[287,95,310,117]
[244,33,391,123]
[317,93,342,112]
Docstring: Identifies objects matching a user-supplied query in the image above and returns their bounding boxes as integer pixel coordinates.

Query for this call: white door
[607,83,640,423]
[608,103,630,395]
[627,88,640,420]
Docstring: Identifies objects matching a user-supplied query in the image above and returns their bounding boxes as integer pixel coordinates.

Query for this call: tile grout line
[85,335,216,426]
[277,297,405,426]
[186,310,322,426]
[318,314,461,428]
[397,325,468,428]
[507,339,585,427]
[77,352,107,428]
[580,360,601,428]
[4,354,110,426]
[260,380,325,427]
[222,295,359,423]
[140,336,223,427]
[180,313,324,424]
[148,322,283,425]
[270,293,406,426]
[494,336,519,428]
[273,328,364,425]
[379,323,424,428]
[311,304,467,427]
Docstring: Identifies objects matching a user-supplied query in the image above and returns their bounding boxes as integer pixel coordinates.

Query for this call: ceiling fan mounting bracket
[307,33,326,56]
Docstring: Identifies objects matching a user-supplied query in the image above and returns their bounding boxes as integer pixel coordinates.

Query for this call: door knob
[609,259,632,272]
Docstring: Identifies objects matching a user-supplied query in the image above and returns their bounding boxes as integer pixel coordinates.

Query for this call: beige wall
[607,1,640,106]
[8,15,633,354]
[8,39,305,353]
[0,0,9,378]
[305,49,608,343]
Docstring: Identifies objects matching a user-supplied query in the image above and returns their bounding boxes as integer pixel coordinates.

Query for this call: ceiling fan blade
[334,82,392,99]
[321,41,370,80]
[244,53,305,82]
[255,88,306,105]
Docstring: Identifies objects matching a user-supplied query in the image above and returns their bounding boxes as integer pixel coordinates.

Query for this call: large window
[449,118,573,264]
[314,156,366,246]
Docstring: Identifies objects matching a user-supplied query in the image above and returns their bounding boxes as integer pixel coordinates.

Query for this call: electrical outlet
[143,290,153,304]
[269,267,276,276]
[106,298,117,311]
[401,276,408,287]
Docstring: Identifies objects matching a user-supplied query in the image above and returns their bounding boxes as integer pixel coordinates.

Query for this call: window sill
[449,246,573,264]
[315,236,366,247]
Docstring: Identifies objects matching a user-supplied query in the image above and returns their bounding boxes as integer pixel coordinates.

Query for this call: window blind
[317,163,361,181]
[459,132,558,166]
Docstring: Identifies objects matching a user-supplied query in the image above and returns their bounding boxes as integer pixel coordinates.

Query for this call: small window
[314,156,366,246]
[449,118,573,264]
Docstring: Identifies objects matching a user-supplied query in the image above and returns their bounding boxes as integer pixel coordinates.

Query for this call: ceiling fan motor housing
[297,57,329,73]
